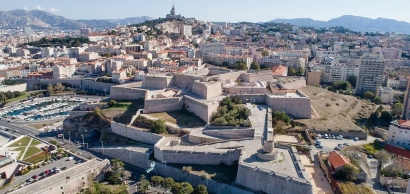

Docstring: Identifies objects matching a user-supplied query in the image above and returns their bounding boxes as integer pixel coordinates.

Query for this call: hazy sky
[1,0,410,23]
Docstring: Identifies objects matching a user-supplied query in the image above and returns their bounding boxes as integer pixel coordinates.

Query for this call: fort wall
[142,75,173,89]
[109,86,147,100]
[207,71,242,84]
[241,70,273,82]
[18,79,115,92]
[203,128,255,139]
[0,83,27,92]
[225,87,267,95]
[143,97,184,113]
[192,80,222,99]
[267,95,311,119]
[278,78,306,89]
[111,121,163,145]
[184,96,219,123]
[173,74,203,91]
[90,147,152,169]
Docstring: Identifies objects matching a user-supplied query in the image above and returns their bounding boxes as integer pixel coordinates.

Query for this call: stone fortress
[102,67,314,194]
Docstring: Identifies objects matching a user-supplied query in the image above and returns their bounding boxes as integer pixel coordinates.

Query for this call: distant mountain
[269,15,410,34]
[0,9,153,29]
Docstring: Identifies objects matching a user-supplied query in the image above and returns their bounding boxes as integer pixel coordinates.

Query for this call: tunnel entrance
[88,128,101,142]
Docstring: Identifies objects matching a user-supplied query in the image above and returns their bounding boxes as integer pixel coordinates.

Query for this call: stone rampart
[142,75,173,89]
[184,96,219,123]
[267,96,311,119]
[18,79,114,92]
[143,97,184,113]
[236,162,313,194]
[203,128,255,139]
[229,94,267,104]
[68,111,91,118]
[240,70,273,82]
[192,80,222,99]
[188,133,221,144]
[207,71,242,84]
[109,86,147,100]
[278,78,306,89]
[154,139,242,165]
[173,74,203,91]
[152,161,253,194]
[225,87,267,95]
[0,83,27,92]
[90,146,152,169]
[111,122,163,145]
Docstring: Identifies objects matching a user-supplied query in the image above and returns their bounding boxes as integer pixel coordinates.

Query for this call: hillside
[269,15,410,34]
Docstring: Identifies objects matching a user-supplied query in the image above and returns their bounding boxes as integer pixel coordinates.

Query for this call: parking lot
[2,156,82,194]
[311,135,378,154]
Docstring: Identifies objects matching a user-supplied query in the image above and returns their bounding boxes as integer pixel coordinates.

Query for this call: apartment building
[356,53,385,96]
[379,87,394,104]
[261,54,281,68]
[402,77,410,120]
[52,65,76,79]
[387,120,410,149]
[307,70,321,87]
[112,70,126,83]
[78,52,99,62]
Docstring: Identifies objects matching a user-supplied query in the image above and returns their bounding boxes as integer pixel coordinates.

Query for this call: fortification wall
[225,87,266,95]
[142,76,173,89]
[0,83,27,92]
[188,134,221,144]
[152,161,253,194]
[173,74,203,91]
[241,70,273,82]
[229,94,267,104]
[184,96,219,123]
[18,79,82,90]
[111,122,163,145]
[143,97,183,113]
[203,128,255,139]
[192,81,222,99]
[207,71,242,84]
[267,96,311,119]
[236,162,313,194]
[278,79,306,89]
[90,147,151,169]
[109,86,147,100]
[154,140,242,165]
[68,111,91,118]
[82,79,115,92]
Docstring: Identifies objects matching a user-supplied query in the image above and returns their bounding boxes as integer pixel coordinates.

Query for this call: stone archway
[89,128,102,142]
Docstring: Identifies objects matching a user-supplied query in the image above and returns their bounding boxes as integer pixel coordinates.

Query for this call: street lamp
[68,131,71,145]
[81,135,85,149]
[101,141,104,154]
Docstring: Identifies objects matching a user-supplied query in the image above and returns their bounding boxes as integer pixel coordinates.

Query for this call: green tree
[373,97,382,105]
[333,164,359,181]
[108,100,117,107]
[193,185,208,194]
[273,111,290,124]
[163,177,175,191]
[150,176,164,187]
[137,179,150,193]
[261,50,270,56]
[152,119,166,134]
[47,83,55,95]
[249,62,261,70]
[363,91,375,100]
[55,83,65,91]
[233,61,248,70]
[392,103,403,117]
[296,66,305,76]
[288,67,297,76]
[180,182,194,194]
[380,111,392,123]
[347,75,357,87]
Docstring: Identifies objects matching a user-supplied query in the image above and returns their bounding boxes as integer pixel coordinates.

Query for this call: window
[61,187,63,189]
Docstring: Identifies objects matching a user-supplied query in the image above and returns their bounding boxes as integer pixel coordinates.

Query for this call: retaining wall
[143,97,183,113]
[0,83,27,92]
[173,74,203,91]
[192,81,222,99]
[278,79,306,89]
[90,147,152,169]
[240,70,273,82]
[18,79,114,92]
[188,134,221,144]
[267,95,311,119]
[111,122,163,145]
[184,96,219,123]
[152,161,253,194]
[69,111,91,118]
[203,128,255,139]
[109,86,147,100]
[229,94,267,104]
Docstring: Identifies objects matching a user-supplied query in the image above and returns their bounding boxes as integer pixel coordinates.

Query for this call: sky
[1,0,410,23]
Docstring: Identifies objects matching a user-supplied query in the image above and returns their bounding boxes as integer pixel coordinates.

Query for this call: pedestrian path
[19,138,33,160]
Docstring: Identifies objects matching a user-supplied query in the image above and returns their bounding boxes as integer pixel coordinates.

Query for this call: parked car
[44,170,50,175]
[31,175,38,179]
[343,142,350,146]
[61,166,67,171]
[26,178,33,182]
[353,137,359,141]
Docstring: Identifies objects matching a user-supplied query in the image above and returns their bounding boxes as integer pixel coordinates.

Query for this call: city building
[387,120,410,149]
[307,70,321,87]
[402,77,410,120]
[52,65,76,79]
[379,87,394,104]
[355,53,385,96]
[271,65,288,77]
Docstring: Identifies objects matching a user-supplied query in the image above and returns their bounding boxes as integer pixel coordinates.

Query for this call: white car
[343,142,349,146]
[68,157,74,161]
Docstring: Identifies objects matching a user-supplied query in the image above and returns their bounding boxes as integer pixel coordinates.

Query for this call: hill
[269,15,410,34]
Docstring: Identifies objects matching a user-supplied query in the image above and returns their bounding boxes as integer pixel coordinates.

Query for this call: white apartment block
[181,25,192,37]
[275,50,310,58]
[381,48,402,60]
[52,65,76,79]
[356,53,385,96]
[41,47,54,58]
[379,87,394,104]
[124,59,148,70]
[323,64,358,83]
[261,55,281,68]
[78,52,99,62]
[199,43,225,55]
[112,70,126,83]
[387,120,410,149]
[225,47,249,56]
[315,50,339,58]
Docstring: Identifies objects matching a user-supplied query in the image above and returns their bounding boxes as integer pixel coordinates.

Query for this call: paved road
[2,157,78,194]
[367,158,388,194]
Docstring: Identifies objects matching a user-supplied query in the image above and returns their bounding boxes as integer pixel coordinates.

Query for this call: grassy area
[147,109,206,127]
[106,101,133,110]
[12,147,26,160]
[27,121,61,129]
[169,162,238,183]
[23,147,42,159]
[5,92,29,103]
[24,151,50,164]
[339,182,373,194]
[30,139,41,146]
[9,136,31,147]
[363,143,384,155]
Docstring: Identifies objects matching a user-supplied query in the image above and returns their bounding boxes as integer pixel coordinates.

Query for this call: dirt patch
[147,109,206,128]
[297,86,373,131]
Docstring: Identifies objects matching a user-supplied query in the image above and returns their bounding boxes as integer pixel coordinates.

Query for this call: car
[353,137,359,141]
[334,147,341,151]
[315,144,323,149]
[31,175,38,179]
[368,154,373,158]
[26,178,33,182]
[68,157,74,161]
[324,134,329,139]
[5,128,9,131]
[61,166,67,171]
[52,167,57,171]
[44,170,50,175]
[332,135,336,139]
[343,142,350,146]
[337,144,344,149]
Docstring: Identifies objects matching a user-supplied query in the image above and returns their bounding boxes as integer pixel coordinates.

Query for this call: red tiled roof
[328,152,348,169]
[397,120,410,127]
[386,143,410,159]
[272,65,287,76]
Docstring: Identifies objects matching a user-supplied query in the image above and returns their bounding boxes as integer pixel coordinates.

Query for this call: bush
[333,164,359,181]
[182,166,192,174]
[193,184,208,194]
[108,100,117,107]
[363,91,375,100]
[150,176,164,187]
[326,103,331,107]
[210,96,251,127]
[373,97,382,105]
[152,119,166,134]
[273,111,290,125]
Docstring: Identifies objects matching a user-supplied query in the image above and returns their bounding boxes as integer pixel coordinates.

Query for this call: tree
[347,75,357,87]
[249,62,261,70]
[163,177,175,191]
[261,50,270,56]
[392,103,403,117]
[288,67,297,76]
[150,176,164,187]
[333,164,359,181]
[375,150,392,163]
[137,179,150,193]
[233,61,248,70]
[380,111,392,123]
[273,111,290,124]
[363,91,375,100]
[47,83,55,95]
[54,83,65,91]
[152,119,166,134]
[108,100,117,107]
[123,170,131,180]
[373,97,382,105]
[193,185,208,194]
[296,66,305,76]
[180,182,194,194]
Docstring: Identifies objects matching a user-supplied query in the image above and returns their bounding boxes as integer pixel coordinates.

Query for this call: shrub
[182,166,192,174]
[108,100,117,107]
[336,103,340,106]
[152,119,166,134]
[273,111,290,124]
[210,96,251,127]
[373,97,382,105]
[150,176,164,187]
[326,103,331,107]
